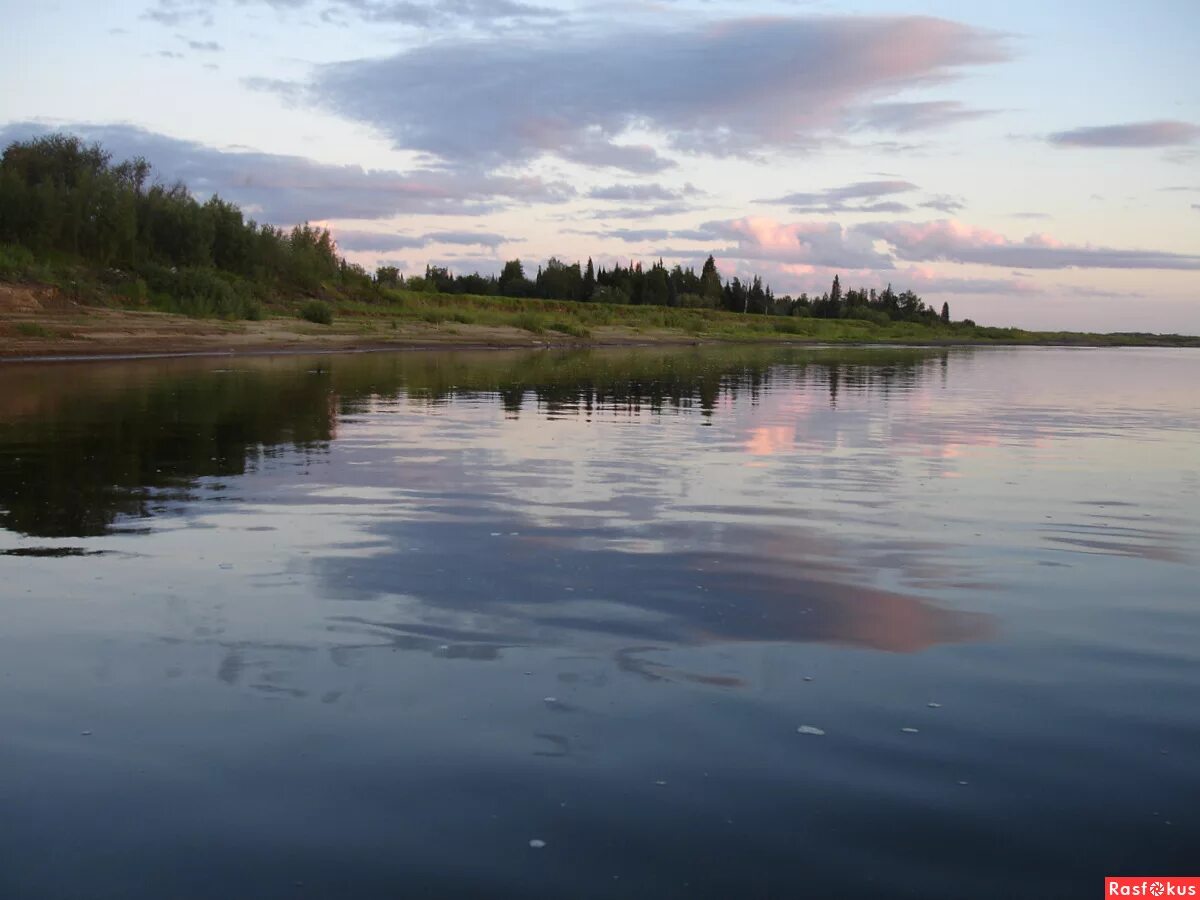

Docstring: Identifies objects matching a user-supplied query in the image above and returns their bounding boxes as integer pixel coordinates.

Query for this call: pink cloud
[860,219,1200,270]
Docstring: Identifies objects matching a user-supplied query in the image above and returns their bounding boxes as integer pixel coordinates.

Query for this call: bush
[137,264,261,320]
[299,299,333,325]
[0,243,35,279]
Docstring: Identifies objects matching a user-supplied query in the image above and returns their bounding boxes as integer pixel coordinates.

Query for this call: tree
[499,258,533,297]
[940,301,951,324]
[538,257,583,301]
[700,254,722,304]
[375,265,401,287]
[643,262,669,307]
[583,257,595,300]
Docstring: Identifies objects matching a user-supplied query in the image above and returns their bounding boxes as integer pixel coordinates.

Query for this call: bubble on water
[529,839,546,849]
[654,780,667,786]
[543,697,557,704]
[901,727,920,734]
[796,725,825,736]
[927,702,942,708]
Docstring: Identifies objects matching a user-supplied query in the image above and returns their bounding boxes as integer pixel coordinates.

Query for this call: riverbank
[3,281,1197,360]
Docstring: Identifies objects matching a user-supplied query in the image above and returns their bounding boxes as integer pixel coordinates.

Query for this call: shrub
[137,264,261,320]
[299,299,333,325]
[0,243,35,279]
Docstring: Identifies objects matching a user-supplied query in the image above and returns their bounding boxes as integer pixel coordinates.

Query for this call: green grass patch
[15,322,53,338]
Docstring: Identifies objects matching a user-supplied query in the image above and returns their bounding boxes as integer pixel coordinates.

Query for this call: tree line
[0,133,957,325]
[398,260,953,325]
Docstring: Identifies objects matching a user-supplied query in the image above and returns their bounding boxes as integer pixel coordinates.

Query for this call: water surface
[1,345,1197,899]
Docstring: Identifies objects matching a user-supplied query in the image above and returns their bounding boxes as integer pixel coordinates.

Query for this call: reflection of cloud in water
[311,517,995,658]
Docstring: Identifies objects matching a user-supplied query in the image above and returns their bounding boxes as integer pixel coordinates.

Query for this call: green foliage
[0,132,1029,340]
[375,265,401,287]
[138,264,261,319]
[0,242,36,278]
[0,133,346,321]
[299,299,334,325]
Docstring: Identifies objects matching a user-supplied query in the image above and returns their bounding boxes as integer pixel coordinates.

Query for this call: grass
[294,289,1200,347]
[3,254,1198,348]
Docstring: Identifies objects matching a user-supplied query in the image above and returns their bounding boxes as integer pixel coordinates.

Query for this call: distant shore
[3,281,1198,362]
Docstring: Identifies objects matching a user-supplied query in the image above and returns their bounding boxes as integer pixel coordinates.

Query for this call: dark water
[1,345,1197,899]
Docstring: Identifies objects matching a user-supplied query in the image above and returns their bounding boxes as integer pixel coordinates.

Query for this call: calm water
[1,345,1197,899]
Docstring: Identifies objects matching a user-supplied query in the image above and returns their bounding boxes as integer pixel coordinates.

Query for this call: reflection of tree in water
[0,366,336,537]
[329,345,948,417]
[0,346,953,537]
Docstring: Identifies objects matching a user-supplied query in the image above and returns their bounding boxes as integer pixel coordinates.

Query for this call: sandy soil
[0,283,700,360]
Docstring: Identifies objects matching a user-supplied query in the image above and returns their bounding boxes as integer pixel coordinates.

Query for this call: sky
[1,0,1198,331]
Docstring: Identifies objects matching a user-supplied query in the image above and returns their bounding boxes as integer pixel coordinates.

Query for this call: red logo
[1106,878,1200,897]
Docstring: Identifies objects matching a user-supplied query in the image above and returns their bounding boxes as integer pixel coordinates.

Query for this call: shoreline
[4,296,1198,364]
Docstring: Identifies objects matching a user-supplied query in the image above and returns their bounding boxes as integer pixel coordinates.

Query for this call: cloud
[655,215,1200,276]
[0,122,573,223]
[860,219,1200,270]
[335,229,509,251]
[586,183,697,203]
[144,0,558,28]
[757,179,917,213]
[589,228,673,243]
[855,100,995,132]
[142,0,217,26]
[242,76,307,106]
[323,0,559,26]
[581,202,696,220]
[896,266,1034,295]
[335,231,427,251]
[857,201,911,213]
[307,15,1008,172]
[583,227,713,243]
[919,194,965,213]
[1048,120,1200,148]
[688,217,894,269]
[186,39,223,51]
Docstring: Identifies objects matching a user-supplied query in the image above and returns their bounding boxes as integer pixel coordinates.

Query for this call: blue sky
[2,0,1198,330]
